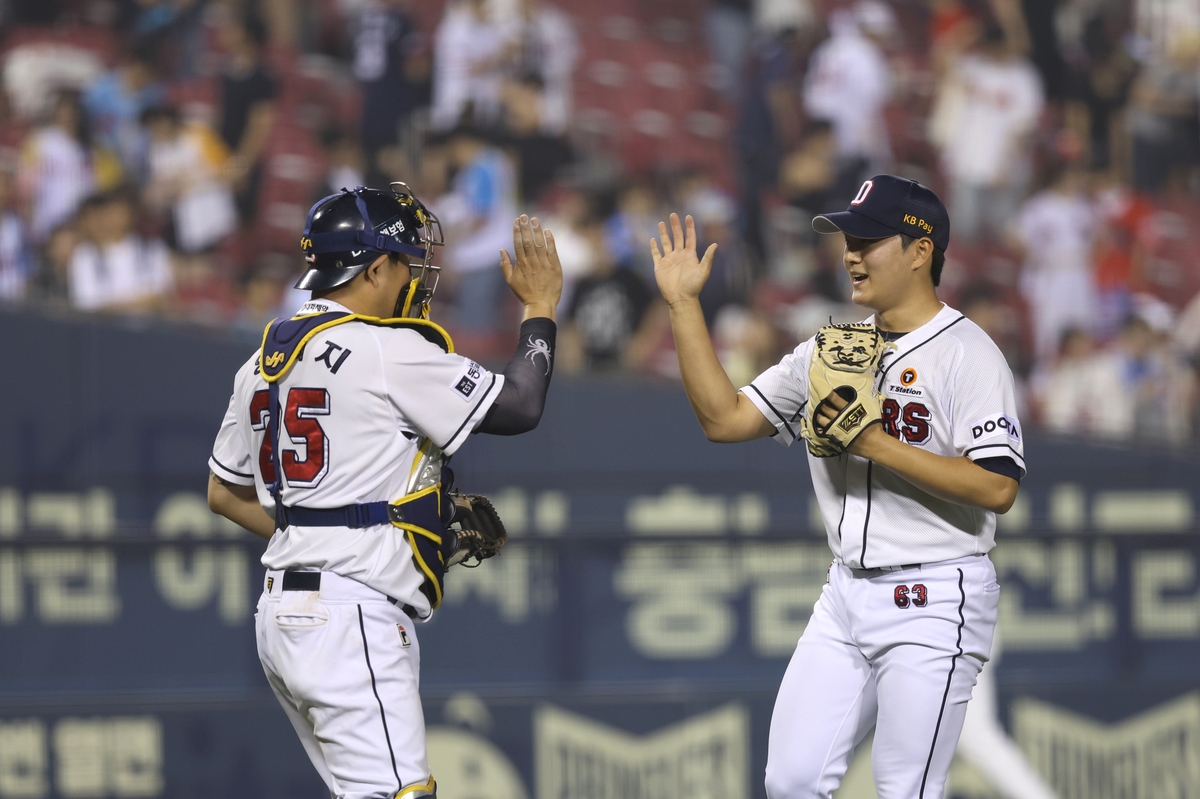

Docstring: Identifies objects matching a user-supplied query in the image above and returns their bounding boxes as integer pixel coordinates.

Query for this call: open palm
[500,215,563,312]
[651,213,718,307]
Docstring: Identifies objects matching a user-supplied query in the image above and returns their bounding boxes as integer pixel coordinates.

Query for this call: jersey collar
[867,303,960,342]
[295,298,352,317]
[871,304,966,380]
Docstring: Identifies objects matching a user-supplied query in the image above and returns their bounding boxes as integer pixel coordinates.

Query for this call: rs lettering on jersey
[971,414,1020,441]
[883,399,932,444]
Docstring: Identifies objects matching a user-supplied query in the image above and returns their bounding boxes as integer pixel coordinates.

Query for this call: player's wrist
[848,423,891,460]
[665,294,702,312]
[521,301,557,322]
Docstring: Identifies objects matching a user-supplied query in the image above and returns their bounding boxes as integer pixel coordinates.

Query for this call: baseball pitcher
[652,175,1024,799]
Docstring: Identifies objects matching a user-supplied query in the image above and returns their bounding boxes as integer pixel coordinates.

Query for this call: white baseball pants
[256,570,435,799]
[765,554,999,799]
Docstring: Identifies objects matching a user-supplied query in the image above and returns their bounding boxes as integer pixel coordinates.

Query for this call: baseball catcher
[207,182,562,798]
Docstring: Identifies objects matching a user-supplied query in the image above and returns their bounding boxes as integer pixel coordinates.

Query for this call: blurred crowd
[0,0,1199,445]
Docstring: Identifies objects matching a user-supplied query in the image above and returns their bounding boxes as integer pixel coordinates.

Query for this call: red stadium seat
[1,25,120,65]
[567,2,733,177]
[256,124,329,253]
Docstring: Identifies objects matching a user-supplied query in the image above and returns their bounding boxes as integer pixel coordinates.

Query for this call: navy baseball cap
[813,175,950,252]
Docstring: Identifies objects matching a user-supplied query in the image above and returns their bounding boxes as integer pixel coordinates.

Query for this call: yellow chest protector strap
[259,311,455,384]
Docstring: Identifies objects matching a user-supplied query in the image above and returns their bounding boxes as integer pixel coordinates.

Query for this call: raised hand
[650,213,718,308]
[501,215,563,320]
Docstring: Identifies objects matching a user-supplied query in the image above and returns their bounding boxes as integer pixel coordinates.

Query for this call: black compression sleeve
[477,317,557,435]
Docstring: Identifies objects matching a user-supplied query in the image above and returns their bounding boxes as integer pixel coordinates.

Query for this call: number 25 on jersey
[250,388,331,488]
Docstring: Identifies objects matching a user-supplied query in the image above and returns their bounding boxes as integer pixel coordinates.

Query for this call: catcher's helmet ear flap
[296,185,442,305]
[396,276,427,319]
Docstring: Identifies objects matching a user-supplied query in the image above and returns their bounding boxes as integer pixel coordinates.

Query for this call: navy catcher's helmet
[296,182,443,318]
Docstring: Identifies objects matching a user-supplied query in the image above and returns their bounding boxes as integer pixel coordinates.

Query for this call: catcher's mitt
[800,323,892,457]
[445,493,508,567]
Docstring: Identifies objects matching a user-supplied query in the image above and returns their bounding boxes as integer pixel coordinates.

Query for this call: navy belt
[281,571,417,618]
[280,571,321,591]
[276,501,391,529]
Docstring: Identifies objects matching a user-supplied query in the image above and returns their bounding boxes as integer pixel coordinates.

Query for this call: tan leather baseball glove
[801,323,892,456]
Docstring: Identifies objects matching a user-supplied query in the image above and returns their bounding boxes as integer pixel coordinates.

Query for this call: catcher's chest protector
[210,298,504,617]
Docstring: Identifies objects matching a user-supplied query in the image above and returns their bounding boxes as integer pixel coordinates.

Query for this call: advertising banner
[2,311,1199,797]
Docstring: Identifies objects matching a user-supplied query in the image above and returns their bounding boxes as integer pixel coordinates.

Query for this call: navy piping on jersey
[861,462,874,568]
[919,569,967,798]
[964,442,1025,464]
[441,373,498,451]
[835,483,848,544]
[358,605,403,791]
[747,384,798,441]
[876,315,968,386]
[210,455,252,480]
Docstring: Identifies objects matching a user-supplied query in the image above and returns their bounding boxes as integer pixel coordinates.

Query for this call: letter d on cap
[851,180,874,206]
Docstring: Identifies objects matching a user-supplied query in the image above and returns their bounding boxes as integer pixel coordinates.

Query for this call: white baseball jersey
[209,299,503,614]
[743,303,1024,568]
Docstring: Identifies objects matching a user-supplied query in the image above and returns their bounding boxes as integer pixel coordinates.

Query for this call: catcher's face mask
[391,182,443,320]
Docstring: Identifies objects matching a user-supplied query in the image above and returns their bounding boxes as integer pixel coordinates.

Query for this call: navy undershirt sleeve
[975,456,1022,483]
[477,317,556,436]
